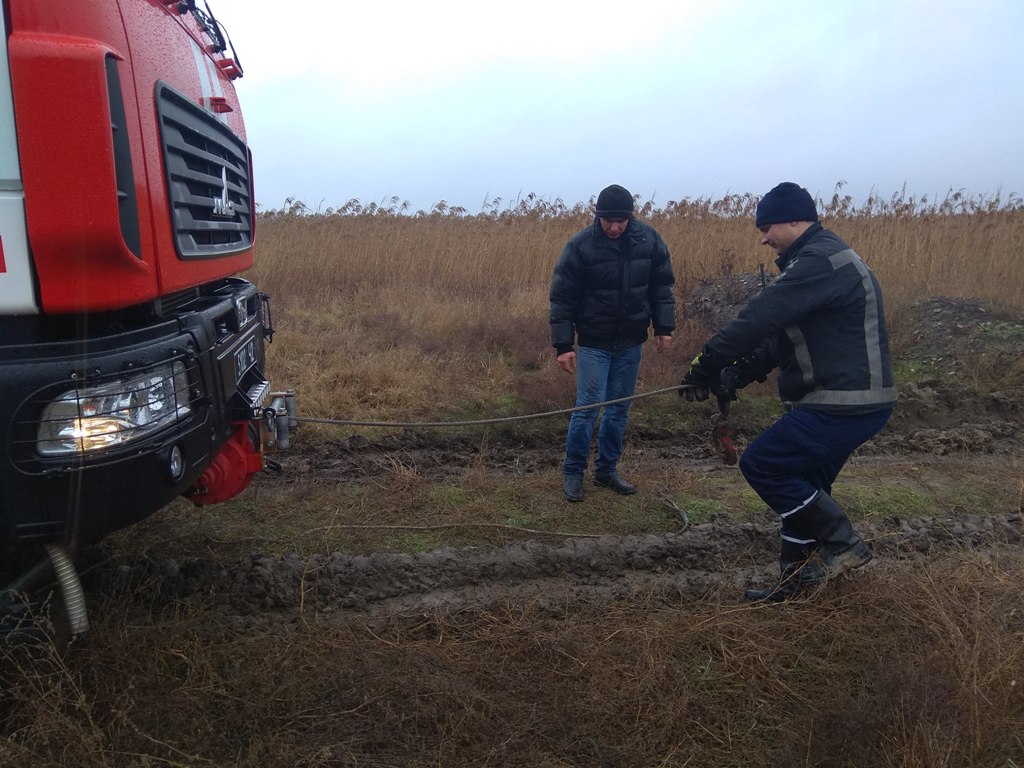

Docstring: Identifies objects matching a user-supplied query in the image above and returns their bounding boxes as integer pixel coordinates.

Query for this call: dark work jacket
[549,218,676,354]
[706,222,896,415]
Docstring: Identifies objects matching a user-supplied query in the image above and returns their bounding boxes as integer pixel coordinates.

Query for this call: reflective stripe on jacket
[707,223,896,414]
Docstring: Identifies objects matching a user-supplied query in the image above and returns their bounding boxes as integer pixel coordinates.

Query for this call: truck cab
[0,0,290,632]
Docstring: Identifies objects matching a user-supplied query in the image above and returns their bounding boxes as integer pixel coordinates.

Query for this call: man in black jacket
[682,182,896,601]
[550,184,676,502]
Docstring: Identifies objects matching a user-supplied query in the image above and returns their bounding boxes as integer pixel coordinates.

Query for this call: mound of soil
[682,271,773,331]
[900,296,1024,368]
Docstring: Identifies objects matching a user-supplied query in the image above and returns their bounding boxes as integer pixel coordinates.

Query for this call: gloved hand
[680,352,716,402]
[712,366,741,403]
[732,351,771,388]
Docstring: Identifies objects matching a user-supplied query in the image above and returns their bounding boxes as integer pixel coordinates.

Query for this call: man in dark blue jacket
[682,181,896,601]
[550,184,676,502]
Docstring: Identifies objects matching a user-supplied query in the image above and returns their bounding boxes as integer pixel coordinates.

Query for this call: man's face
[599,217,629,240]
[758,221,806,253]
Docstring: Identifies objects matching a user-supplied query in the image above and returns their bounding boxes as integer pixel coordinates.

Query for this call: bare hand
[654,335,672,352]
[557,351,577,374]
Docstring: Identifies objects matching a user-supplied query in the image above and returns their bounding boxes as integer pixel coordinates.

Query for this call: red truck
[0,0,291,634]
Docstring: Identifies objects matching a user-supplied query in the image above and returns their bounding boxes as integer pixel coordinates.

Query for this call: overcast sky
[208,0,1024,214]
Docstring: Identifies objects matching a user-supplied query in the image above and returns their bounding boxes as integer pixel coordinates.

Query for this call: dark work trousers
[738,406,894,517]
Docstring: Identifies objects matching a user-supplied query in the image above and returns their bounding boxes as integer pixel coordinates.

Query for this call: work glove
[715,353,777,417]
[715,354,770,400]
[712,366,741,404]
[680,351,716,402]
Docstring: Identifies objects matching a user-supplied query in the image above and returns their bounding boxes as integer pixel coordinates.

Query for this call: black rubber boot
[744,538,824,602]
[802,492,872,577]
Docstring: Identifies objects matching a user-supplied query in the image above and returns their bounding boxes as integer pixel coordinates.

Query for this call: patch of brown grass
[3,550,1022,767]
[250,188,1024,426]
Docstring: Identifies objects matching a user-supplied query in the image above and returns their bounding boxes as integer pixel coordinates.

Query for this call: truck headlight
[37,362,192,456]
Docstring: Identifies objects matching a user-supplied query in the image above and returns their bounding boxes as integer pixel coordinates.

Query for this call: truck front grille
[156,82,253,259]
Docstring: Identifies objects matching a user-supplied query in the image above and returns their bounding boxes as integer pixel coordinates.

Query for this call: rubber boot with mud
[744,538,824,603]
[803,491,872,577]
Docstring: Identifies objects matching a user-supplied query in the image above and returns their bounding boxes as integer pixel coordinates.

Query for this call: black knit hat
[755,182,818,228]
[595,184,634,218]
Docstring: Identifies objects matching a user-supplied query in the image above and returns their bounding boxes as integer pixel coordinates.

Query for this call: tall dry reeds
[253,186,1024,308]
[247,187,1024,421]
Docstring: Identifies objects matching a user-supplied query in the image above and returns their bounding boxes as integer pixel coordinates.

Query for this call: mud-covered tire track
[92,512,1023,625]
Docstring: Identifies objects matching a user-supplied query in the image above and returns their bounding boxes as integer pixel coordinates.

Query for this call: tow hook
[264,390,297,451]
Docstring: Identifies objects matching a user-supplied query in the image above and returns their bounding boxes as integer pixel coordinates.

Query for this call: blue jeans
[738,406,893,517]
[562,345,643,477]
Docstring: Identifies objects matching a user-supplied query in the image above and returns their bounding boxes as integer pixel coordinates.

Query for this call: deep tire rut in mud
[96,511,1024,627]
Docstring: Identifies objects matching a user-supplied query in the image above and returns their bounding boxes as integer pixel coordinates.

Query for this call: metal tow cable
[295,384,695,429]
[288,383,735,468]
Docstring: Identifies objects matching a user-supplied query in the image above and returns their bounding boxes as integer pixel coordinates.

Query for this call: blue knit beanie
[595,184,634,218]
[755,182,818,228]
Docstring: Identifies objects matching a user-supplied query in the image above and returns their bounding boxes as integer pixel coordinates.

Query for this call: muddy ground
[77,293,1024,631]
[3,291,1022,768]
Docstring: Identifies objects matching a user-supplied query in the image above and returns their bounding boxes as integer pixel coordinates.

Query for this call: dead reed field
[248,189,1024,424]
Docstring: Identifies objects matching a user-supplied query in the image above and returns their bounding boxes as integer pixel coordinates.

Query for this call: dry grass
[249,187,1024,425]
[3,550,1023,767]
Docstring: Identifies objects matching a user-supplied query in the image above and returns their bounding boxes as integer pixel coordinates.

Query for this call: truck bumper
[0,279,282,582]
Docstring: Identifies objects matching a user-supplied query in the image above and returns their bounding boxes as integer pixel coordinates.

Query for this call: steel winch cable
[295,384,699,429]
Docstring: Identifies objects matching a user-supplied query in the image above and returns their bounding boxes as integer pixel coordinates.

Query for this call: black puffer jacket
[706,222,896,414]
[549,218,676,354]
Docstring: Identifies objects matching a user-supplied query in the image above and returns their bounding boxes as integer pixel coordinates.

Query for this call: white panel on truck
[0,2,38,314]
